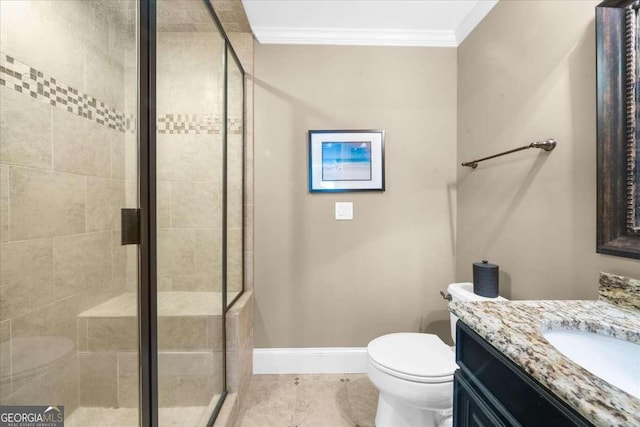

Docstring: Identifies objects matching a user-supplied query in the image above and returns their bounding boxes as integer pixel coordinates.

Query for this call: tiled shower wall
[0,1,253,420]
[154,28,245,295]
[226,31,254,296]
[227,31,254,295]
[222,31,254,426]
[0,0,137,414]
[155,30,226,293]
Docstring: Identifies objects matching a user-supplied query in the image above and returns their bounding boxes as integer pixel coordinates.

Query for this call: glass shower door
[0,1,141,425]
[155,1,226,425]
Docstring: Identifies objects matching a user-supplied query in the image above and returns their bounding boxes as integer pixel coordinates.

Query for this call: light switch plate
[335,202,353,220]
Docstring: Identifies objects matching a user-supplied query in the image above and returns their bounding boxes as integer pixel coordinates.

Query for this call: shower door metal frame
[138,0,157,425]
[224,43,246,311]
[137,1,246,426]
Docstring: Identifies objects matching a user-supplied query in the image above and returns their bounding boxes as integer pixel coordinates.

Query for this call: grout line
[5,228,114,245]
[84,176,88,234]
[8,319,12,391]
[75,350,80,414]
[1,163,122,181]
[110,137,114,180]
[6,166,10,242]
[84,320,89,354]
[50,101,54,171]
[116,351,120,407]
[291,375,301,427]
[343,374,356,424]
[110,229,115,288]
[169,180,173,228]
[52,235,57,301]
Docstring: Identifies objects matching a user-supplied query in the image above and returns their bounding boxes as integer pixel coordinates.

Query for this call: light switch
[335,202,353,220]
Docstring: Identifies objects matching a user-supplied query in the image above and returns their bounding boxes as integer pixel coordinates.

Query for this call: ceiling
[240,0,498,47]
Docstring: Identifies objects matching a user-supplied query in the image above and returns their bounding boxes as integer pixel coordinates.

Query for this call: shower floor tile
[65,405,208,427]
[235,374,378,427]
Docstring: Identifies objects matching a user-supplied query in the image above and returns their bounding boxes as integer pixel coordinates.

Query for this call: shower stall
[0,0,245,425]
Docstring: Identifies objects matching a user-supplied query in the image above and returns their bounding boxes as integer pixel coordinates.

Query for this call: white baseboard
[253,347,368,374]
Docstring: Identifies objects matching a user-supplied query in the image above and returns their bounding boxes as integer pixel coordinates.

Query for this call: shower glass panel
[155,0,226,425]
[226,48,244,308]
[0,1,140,425]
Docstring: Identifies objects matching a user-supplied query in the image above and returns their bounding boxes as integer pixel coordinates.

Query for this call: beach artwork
[309,129,384,192]
[321,141,372,181]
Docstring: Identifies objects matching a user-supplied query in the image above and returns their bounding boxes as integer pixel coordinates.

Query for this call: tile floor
[235,374,379,427]
[65,405,209,427]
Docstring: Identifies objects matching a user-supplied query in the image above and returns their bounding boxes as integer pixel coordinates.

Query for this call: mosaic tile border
[158,113,221,135]
[0,52,129,133]
[1,52,242,137]
[157,114,242,135]
[228,117,243,135]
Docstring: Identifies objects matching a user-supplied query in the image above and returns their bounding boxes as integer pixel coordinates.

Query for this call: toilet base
[375,392,451,427]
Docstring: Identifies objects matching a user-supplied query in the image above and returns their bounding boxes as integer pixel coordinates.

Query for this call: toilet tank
[448,282,506,344]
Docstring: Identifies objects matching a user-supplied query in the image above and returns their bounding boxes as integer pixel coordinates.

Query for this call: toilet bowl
[367,283,506,427]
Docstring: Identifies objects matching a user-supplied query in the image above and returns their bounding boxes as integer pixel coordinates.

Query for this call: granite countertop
[449,285,640,426]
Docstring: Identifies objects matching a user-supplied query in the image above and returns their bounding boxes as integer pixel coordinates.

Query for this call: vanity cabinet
[453,322,593,427]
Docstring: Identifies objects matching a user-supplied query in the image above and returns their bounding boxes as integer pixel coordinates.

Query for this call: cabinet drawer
[455,322,592,427]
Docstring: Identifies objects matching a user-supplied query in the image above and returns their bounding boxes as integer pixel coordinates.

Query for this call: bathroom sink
[542,329,640,399]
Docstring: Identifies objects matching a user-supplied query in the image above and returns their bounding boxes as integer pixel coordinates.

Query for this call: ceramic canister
[473,260,499,297]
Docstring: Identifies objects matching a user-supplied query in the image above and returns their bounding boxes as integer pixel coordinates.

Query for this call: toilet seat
[369,358,454,384]
[368,333,457,384]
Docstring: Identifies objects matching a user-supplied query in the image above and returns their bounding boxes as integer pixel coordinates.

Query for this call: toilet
[366,282,506,427]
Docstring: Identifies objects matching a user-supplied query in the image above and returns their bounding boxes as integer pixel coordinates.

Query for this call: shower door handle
[121,208,141,245]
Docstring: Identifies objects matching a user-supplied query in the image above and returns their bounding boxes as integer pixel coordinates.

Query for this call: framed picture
[308,129,385,192]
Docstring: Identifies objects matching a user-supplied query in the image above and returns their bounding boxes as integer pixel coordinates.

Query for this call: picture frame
[308,129,385,192]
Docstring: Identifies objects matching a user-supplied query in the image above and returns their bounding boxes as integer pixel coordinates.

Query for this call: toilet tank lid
[447,282,506,302]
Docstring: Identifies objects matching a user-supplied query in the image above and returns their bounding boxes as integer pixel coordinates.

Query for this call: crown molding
[252,27,458,47]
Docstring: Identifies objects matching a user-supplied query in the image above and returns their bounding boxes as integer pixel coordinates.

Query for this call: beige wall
[254,44,457,348]
[457,0,640,301]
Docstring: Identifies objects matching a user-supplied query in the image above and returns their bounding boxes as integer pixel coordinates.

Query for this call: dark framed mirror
[597,0,640,259]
